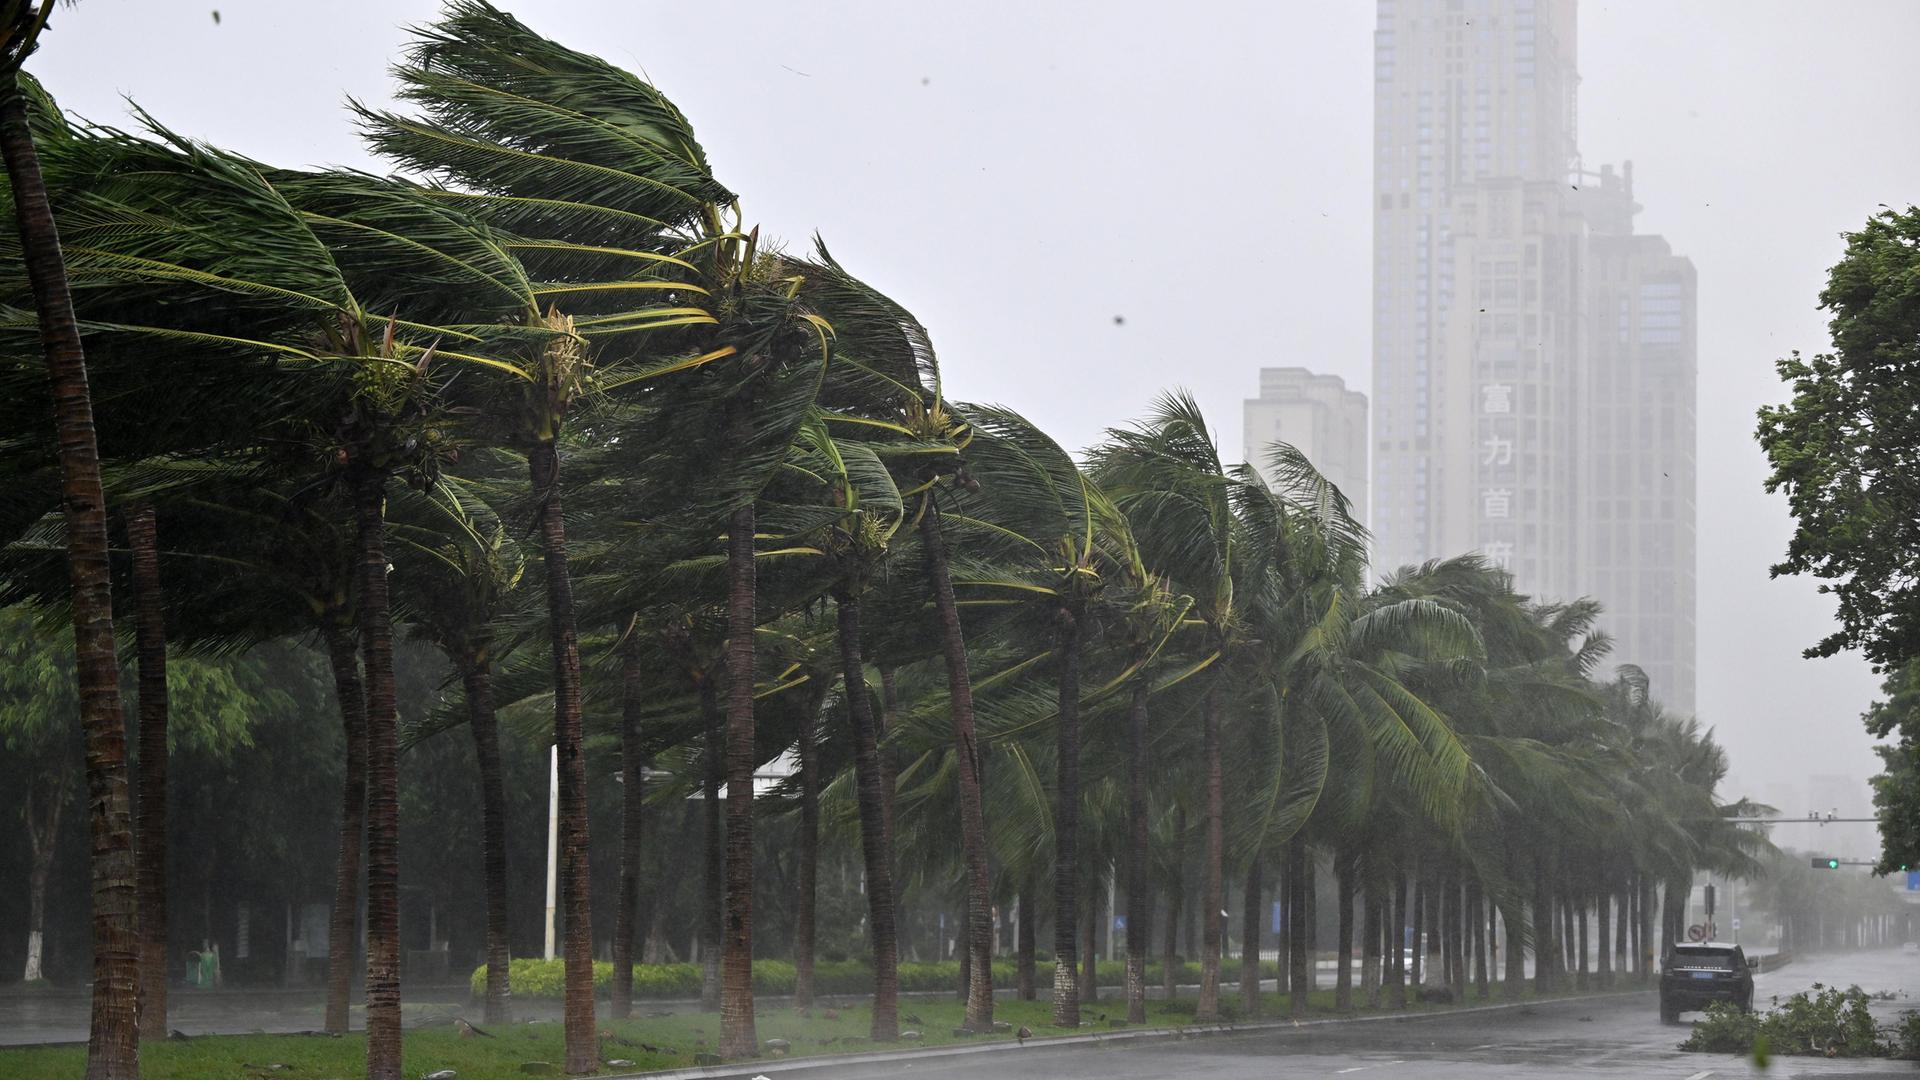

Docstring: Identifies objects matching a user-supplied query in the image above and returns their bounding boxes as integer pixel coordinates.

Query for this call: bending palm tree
[0,8,137,1069]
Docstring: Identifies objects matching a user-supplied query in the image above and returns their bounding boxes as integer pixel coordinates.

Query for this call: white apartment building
[1370,0,1696,710]
[1243,368,1369,526]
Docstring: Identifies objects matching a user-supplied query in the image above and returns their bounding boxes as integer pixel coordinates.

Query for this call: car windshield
[1672,948,1736,969]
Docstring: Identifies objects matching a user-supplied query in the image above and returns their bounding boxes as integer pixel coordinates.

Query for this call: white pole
[544,743,559,960]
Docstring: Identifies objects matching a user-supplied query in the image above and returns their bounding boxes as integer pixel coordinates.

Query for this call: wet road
[845,949,1920,1079]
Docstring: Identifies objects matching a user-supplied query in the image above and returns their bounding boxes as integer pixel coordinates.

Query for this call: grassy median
[0,984,1642,1079]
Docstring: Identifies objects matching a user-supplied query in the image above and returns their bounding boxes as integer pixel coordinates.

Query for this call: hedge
[472,956,1286,1001]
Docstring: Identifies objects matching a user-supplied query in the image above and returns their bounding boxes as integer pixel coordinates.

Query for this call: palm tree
[936,405,1141,1026]
[613,626,647,1020]
[1089,394,1245,1023]
[388,471,526,1025]
[6,101,549,1074]
[917,475,999,1032]
[318,601,367,1033]
[780,422,909,1038]
[0,10,138,1067]
[359,3,739,1059]
[362,8,865,1053]
[124,501,170,1037]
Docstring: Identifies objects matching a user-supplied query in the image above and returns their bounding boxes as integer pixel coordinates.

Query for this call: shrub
[1890,1009,1920,1060]
[1761,984,1883,1058]
[1679,1002,1762,1053]
[1680,984,1892,1059]
[474,953,1282,1001]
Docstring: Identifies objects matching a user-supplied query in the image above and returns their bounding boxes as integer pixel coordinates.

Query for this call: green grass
[0,982,1643,1079]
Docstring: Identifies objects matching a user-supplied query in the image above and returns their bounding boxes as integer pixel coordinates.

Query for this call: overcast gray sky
[33,1,1920,844]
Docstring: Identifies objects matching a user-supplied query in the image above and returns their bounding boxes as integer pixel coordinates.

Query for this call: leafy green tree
[1864,662,1920,874]
[1757,206,1920,668]
[0,607,264,988]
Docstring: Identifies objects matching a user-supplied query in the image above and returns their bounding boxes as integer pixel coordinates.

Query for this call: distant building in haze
[1580,164,1697,712]
[1243,367,1369,526]
[1369,0,1696,711]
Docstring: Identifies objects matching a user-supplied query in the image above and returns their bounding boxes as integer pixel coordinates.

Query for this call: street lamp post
[544,744,558,961]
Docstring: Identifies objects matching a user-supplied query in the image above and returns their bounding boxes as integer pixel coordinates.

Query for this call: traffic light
[1812,856,1840,870]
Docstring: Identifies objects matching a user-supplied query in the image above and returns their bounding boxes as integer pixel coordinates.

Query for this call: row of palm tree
[0,3,1763,1077]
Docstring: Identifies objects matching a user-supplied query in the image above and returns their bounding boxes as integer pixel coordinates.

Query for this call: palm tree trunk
[1335,858,1354,1011]
[793,701,819,1011]
[1469,881,1488,999]
[354,473,402,1080]
[1531,875,1552,993]
[526,440,595,1075]
[1161,869,1181,1002]
[2,70,139,1080]
[700,679,723,1011]
[1016,873,1036,1001]
[464,651,513,1025]
[1615,885,1630,980]
[1195,688,1226,1022]
[320,618,366,1035]
[1502,900,1525,996]
[1289,839,1309,1017]
[956,892,971,1001]
[1274,861,1289,996]
[1241,857,1261,1015]
[1081,886,1099,1004]
[877,666,900,867]
[611,634,643,1021]
[919,495,994,1032]
[1660,878,1687,967]
[1050,612,1081,1027]
[1639,879,1655,984]
[1562,895,1579,984]
[1448,876,1466,1000]
[718,496,759,1059]
[833,589,898,1040]
[127,503,170,1039]
[1361,877,1381,1008]
[1387,873,1407,1007]
[1124,681,1150,1025]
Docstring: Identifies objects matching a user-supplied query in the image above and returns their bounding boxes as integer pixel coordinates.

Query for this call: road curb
[611,986,1656,1080]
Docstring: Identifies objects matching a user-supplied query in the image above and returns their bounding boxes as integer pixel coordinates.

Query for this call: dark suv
[1659,942,1754,1022]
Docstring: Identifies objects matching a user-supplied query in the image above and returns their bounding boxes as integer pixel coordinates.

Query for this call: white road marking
[1335,1069,1366,1074]
[1683,1071,1714,1080]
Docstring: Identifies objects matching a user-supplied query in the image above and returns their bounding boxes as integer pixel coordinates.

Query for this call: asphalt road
[833,949,1920,1080]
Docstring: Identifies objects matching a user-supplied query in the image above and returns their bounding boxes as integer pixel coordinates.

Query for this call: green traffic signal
[1812,856,1840,869]
[1828,858,1840,869]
